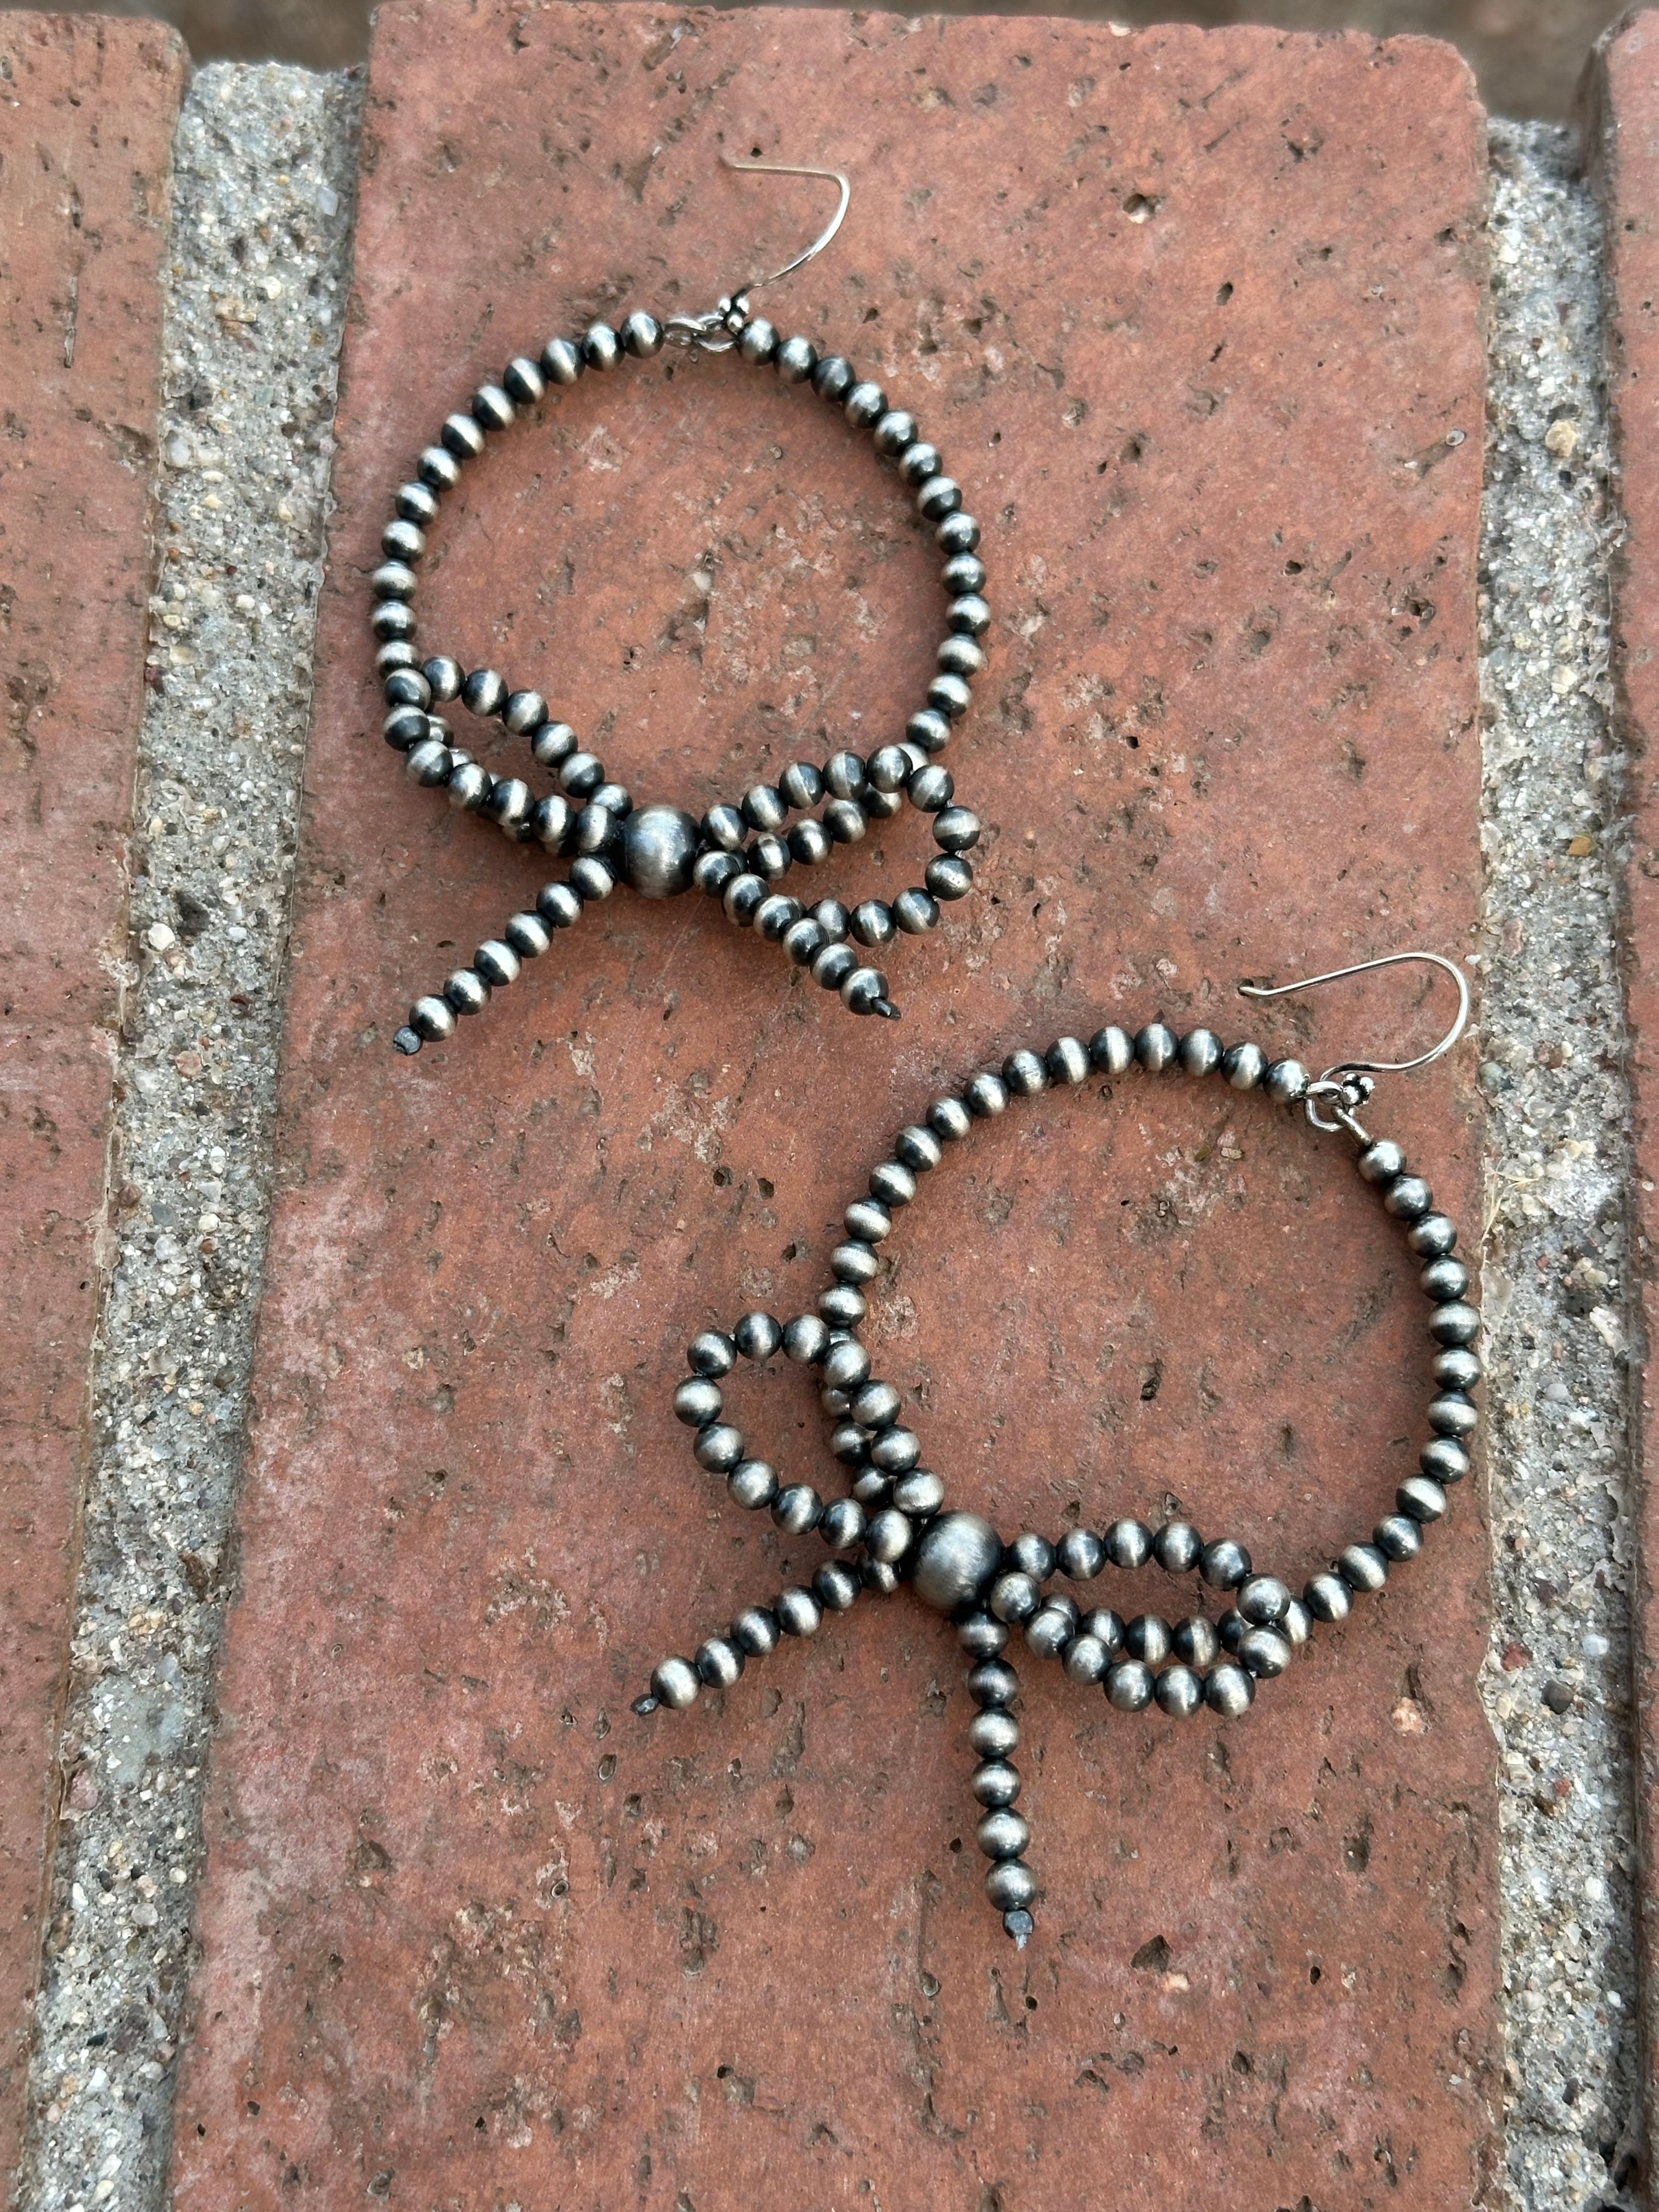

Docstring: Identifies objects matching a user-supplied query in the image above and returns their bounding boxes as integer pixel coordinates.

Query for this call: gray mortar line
[1479,121,1642,2211]
[15,63,361,2212]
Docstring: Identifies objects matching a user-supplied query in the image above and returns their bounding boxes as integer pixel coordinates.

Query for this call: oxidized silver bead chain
[634,964,1478,1946]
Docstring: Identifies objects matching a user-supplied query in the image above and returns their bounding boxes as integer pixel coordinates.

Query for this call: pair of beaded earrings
[370,160,1479,1949]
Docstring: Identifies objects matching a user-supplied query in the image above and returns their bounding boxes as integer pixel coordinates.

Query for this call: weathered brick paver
[0,10,183,2186]
[173,9,1494,2205]
[1587,9,1659,2190]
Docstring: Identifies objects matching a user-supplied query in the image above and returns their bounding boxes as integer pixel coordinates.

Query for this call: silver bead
[505,910,551,959]
[926,854,974,900]
[821,1284,870,1330]
[473,940,521,988]
[686,1329,735,1380]
[1154,1663,1204,1718]
[972,1759,1021,1808]
[375,639,419,678]
[916,473,961,519]
[1239,1627,1293,1678]
[1104,1518,1152,1571]
[536,882,583,929]
[1374,1514,1423,1562]
[443,967,488,1015]
[416,444,461,491]
[783,1314,831,1363]
[501,688,547,735]
[372,559,417,599]
[820,1498,867,1551]
[472,383,515,431]
[1047,1036,1091,1086]
[845,1198,891,1242]
[733,1311,782,1362]
[815,1561,862,1613]
[1303,1571,1351,1623]
[441,410,486,459]
[1222,1041,1265,1089]
[1024,1605,1074,1660]
[1135,1023,1177,1072]
[1421,1256,1471,1302]
[622,310,663,357]
[693,1424,743,1472]
[1429,1392,1479,1440]
[484,778,533,835]
[1338,1543,1389,1594]
[1280,1599,1312,1646]
[932,804,979,852]
[1153,1520,1203,1574]
[989,1571,1041,1624]
[1105,1660,1154,1711]
[384,706,431,752]
[776,1588,822,1638]
[1237,1575,1291,1625]
[984,1858,1037,1912]
[1429,1301,1480,1347]
[1172,1616,1220,1668]
[461,667,506,719]
[1359,1139,1408,1185]
[1057,1527,1105,1581]
[1407,1214,1459,1257]
[851,899,895,947]
[851,1379,900,1427]
[842,967,891,1016]
[1063,1632,1109,1685]
[1199,1537,1251,1589]
[541,335,584,385]
[862,1559,902,1595]
[673,1377,723,1426]
[409,995,456,1043]
[1264,1058,1310,1104]
[1204,1662,1255,1718]
[732,1606,780,1656]
[870,1159,915,1206]
[967,1660,1018,1707]
[404,737,452,785]
[620,804,699,898]
[728,1461,777,1509]
[845,379,887,427]
[1008,1533,1055,1579]
[812,355,856,401]
[1002,1048,1047,1097]
[969,1709,1019,1758]
[893,1470,945,1517]
[1082,1608,1126,1654]
[1124,1613,1171,1666]
[822,1339,873,1390]
[907,708,952,754]
[370,600,415,640]
[873,408,917,454]
[1398,1475,1448,1523]
[911,1511,1002,1612]
[583,321,622,370]
[964,1071,1009,1118]
[865,1508,913,1564]
[1179,1028,1222,1076]
[1090,1025,1133,1076]
[1434,1346,1482,1392]
[958,1611,1008,1658]
[650,1657,699,1711]
[776,334,817,383]
[696,1636,744,1689]
[927,1095,973,1142]
[977,1809,1030,1860]
[1383,1174,1434,1220]
[895,1124,944,1173]
[947,592,991,636]
[503,354,545,404]
[531,719,577,768]
[771,1485,822,1534]
[568,857,615,902]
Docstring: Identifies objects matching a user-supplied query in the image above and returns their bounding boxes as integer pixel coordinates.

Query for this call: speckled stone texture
[172,9,1494,2206]
[1587,8,1659,2193]
[0,11,182,2183]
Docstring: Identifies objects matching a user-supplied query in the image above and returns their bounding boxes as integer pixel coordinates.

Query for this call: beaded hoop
[634,1009,1479,1947]
[372,300,990,1057]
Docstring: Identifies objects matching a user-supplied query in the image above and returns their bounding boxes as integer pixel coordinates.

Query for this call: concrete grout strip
[16,61,362,2212]
[9,69,1643,2212]
[1479,119,1642,2210]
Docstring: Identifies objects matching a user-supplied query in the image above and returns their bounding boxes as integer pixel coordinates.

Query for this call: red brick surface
[1587,9,1659,2188]
[0,9,183,2186]
[174,9,1494,2205]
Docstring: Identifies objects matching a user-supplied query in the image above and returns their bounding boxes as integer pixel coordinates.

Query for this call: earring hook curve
[1237,950,1471,1077]
[719,153,851,296]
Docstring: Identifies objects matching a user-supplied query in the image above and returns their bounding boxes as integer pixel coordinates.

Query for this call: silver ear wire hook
[1238,951,1472,1139]
[720,154,851,295]
[665,155,851,351]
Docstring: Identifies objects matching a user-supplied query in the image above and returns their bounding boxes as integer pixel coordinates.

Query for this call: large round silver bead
[911,1511,1002,1613]
[620,804,699,898]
